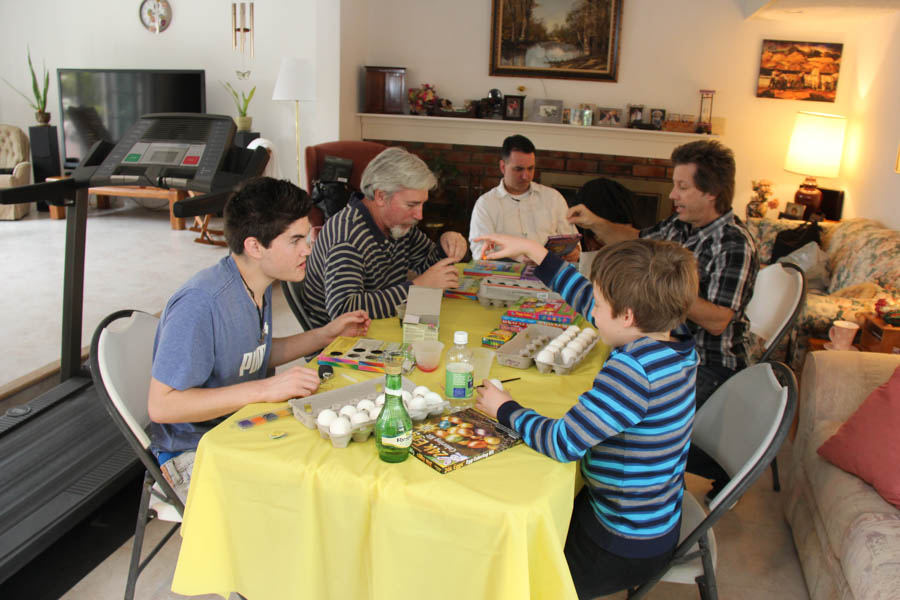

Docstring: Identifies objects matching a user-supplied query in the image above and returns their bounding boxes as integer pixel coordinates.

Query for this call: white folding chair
[628,362,797,600]
[745,261,805,491]
[89,310,183,600]
[282,279,314,333]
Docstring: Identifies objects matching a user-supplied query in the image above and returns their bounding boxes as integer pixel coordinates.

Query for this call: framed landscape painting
[490,0,623,82]
[756,39,843,102]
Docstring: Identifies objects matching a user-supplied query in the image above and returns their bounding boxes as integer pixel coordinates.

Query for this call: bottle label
[445,362,474,399]
[385,383,402,397]
[381,432,412,449]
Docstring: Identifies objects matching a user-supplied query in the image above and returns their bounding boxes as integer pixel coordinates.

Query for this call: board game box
[443,276,481,300]
[462,260,526,278]
[504,297,579,325]
[544,233,581,258]
[409,408,522,473]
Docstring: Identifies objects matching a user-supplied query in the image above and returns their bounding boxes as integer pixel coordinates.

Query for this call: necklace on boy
[238,271,266,345]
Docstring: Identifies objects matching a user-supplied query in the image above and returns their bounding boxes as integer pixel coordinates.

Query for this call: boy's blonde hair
[589,239,698,333]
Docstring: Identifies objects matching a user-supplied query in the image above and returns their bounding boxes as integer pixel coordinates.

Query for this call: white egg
[567,340,585,353]
[357,399,376,413]
[375,393,386,406]
[339,405,358,418]
[329,416,352,435]
[316,409,338,427]
[413,385,430,397]
[536,349,555,363]
[365,407,381,420]
[350,412,370,426]
[548,340,564,350]
[423,391,443,406]
[566,325,580,335]
[488,378,504,390]
[408,395,427,410]
[401,390,413,402]
[561,348,577,365]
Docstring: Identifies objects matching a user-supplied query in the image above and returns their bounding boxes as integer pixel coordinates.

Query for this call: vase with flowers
[2,47,51,125]
[747,179,779,219]
[408,83,438,116]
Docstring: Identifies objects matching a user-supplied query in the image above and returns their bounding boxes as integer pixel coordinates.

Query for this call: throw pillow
[818,365,900,509]
[777,241,830,292]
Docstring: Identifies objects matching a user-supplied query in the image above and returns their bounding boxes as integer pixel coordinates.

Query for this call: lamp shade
[784,112,846,178]
[272,58,315,101]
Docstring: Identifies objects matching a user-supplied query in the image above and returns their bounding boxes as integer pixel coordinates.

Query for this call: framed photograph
[627,104,644,127]
[649,108,666,130]
[785,202,806,218]
[562,108,571,124]
[594,107,623,127]
[757,39,843,102]
[490,0,623,82]
[503,95,525,121]
[528,98,564,123]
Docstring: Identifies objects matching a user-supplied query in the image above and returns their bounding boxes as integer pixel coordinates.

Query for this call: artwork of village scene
[757,39,843,102]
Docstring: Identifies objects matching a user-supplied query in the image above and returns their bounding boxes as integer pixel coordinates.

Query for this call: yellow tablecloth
[172,296,608,600]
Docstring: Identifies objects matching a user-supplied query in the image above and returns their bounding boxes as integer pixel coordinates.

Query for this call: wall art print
[757,39,843,102]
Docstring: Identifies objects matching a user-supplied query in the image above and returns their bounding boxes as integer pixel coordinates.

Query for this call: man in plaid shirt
[567,140,759,499]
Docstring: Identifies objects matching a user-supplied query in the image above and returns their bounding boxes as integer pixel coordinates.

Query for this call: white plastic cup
[471,347,496,384]
[828,320,859,350]
[412,340,445,372]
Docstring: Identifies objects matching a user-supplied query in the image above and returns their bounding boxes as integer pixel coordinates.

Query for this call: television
[57,68,206,168]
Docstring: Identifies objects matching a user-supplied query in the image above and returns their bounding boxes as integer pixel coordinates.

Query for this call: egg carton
[533,326,601,375]
[495,323,561,369]
[476,276,563,308]
[288,377,450,448]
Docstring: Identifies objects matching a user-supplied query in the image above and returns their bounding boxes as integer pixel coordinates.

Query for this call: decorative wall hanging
[490,0,623,82]
[756,39,843,103]
[232,1,255,59]
[139,0,171,34]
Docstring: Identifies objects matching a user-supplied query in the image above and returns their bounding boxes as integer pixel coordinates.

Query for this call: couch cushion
[825,219,900,295]
[841,513,900,600]
[805,421,898,563]
[817,365,900,509]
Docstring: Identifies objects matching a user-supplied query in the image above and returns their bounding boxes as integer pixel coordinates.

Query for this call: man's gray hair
[360,147,437,200]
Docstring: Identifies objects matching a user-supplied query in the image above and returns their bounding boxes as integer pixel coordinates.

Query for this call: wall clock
[139,0,172,33]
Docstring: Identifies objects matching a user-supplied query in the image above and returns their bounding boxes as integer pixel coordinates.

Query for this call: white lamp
[784,111,846,218]
[272,58,315,186]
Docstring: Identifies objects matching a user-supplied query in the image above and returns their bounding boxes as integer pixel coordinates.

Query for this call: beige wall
[354,0,900,228]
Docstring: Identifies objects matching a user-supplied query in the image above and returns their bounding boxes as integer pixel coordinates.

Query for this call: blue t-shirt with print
[150,255,273,457]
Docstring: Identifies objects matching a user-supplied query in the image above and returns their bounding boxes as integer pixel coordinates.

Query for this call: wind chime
[232,1,254,79]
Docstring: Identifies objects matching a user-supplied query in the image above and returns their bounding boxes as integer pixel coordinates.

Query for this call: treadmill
[0,113,268,583]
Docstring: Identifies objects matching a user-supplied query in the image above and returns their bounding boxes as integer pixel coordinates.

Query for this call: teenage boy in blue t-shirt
[149,177,371,502]
[474,233,699,598]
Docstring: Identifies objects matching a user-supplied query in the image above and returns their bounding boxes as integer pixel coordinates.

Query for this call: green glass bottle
[375,351,413,463]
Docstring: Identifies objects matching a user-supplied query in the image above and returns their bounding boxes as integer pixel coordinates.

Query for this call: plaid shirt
[642,211,759,370]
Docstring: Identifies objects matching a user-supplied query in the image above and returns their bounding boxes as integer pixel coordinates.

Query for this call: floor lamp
[272,58,315,186]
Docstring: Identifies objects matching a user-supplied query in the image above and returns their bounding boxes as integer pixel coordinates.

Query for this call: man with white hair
[300,147,468,329]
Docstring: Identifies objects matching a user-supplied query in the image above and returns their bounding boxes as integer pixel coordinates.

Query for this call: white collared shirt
[469,180,578,260]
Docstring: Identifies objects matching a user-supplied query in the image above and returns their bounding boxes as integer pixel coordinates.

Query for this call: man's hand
[473,233,548,265]
[440,231,468,261]
[566,204,603,229]
[260,366,321,402]
[475,379,513,419]
[412,256,459,289]
[322,310,371,340]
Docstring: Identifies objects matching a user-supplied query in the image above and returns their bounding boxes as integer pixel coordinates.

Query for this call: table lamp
[784,111,846,219]
[272,58,315,186]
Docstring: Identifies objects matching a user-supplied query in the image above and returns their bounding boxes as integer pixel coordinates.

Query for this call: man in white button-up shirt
[468,135,580,262]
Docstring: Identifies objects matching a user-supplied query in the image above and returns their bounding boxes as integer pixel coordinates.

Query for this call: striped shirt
[497,254,698,558]
[642,211,758,370]
[299,196,446,329]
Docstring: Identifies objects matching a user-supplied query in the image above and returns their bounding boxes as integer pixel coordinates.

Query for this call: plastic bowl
[412,340,445,372]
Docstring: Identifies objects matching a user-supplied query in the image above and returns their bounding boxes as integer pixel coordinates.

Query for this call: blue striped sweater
[497,254,698,558]
[299,196,446,329]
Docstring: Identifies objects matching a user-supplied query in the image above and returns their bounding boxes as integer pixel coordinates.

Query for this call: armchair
[0,124,32,220]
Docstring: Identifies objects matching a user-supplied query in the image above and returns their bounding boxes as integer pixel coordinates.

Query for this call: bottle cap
[454,331,468,345]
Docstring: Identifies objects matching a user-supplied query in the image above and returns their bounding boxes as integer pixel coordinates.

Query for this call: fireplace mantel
[357,113,711,159]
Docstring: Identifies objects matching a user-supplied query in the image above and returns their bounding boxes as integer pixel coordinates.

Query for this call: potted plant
[222,82,256,131]
[2,47,51,125]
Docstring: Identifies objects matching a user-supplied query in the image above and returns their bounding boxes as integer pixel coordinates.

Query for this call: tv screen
[57,68,206,167]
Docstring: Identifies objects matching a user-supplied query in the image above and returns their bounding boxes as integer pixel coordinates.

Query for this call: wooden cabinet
[365,66,406,114]
[859,314,900,354]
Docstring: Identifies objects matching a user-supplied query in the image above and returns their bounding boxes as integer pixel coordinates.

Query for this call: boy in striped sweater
[474,234,699,598]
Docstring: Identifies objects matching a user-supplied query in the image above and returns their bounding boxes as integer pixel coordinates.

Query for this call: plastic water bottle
[375,351,413,463]
[445,331,474,409]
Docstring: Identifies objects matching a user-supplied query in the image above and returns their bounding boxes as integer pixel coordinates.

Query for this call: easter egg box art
[410,408,522,474]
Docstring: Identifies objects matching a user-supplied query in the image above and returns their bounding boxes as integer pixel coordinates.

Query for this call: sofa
[745,217,900,367]
[0,124,32,220]
[783,350,900,600]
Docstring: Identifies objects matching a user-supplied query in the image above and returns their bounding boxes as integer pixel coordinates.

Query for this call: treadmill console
[87,113,235,193]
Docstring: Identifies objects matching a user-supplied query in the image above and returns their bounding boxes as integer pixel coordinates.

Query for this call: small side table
[808,338,859,353]
[859,314,900,354]
[233,131,260,148]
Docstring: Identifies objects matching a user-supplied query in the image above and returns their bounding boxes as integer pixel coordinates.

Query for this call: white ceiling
[741,0,900,20]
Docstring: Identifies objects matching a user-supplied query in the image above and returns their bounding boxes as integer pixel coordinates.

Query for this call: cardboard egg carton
[289,377,450,448]
[495,323,560,369]
[533,328,601,375]
[477,276,562,308]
